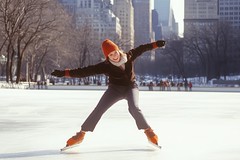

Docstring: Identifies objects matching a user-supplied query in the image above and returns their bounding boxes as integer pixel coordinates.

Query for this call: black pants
[81,84,150,131]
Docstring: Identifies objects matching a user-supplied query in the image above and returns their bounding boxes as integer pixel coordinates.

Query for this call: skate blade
[148,141,161,150]
[60,143,81,152]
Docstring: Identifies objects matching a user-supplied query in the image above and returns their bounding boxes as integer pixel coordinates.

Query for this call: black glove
[156,40,166,47]
[51,70,65,77]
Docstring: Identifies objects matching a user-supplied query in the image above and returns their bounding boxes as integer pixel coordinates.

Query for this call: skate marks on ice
[59,146,161,160]
[60,140,160,152]
[0,150,59,159]
[0,147,159,159]
[60,145,158,154]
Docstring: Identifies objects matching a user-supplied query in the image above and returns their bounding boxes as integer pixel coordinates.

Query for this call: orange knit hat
[101,39,119,58]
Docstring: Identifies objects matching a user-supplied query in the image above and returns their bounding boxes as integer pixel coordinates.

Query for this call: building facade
[112,0,134,51]
[58,0,77,16]
[132,0,153,47]
[219,0,240,30]
[184,0,219,37]
[76,0,121,42]
[58,0,78,25]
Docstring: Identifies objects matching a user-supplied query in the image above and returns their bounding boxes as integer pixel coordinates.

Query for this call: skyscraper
[112,0,134,51]
[154,0,178,39]
[155,0,171,26]
[152,9,162,40]
[132,0,152,47]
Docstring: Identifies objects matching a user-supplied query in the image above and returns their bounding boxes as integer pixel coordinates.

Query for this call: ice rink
[0,88,240,160]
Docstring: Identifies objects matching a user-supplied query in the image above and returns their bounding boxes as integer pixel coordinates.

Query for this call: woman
[51,39,165,148]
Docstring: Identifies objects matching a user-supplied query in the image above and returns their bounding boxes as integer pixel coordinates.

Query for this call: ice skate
[144,128,161,149]
[61,131,85,151]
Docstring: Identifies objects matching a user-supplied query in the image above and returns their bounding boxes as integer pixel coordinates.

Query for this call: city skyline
[151,0,184,36]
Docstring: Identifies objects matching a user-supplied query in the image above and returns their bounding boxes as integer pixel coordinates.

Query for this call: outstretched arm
[51,62,107,78]
[129,40,165,60]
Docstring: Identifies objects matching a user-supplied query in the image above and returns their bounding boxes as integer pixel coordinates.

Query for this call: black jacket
[68,42,156,86]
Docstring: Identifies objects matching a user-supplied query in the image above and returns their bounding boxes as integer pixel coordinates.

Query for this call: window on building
[88,0,91,8]
[80,1,83,8]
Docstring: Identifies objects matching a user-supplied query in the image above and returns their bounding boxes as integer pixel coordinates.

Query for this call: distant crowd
[41,77,193,91]
[141,79,193,91]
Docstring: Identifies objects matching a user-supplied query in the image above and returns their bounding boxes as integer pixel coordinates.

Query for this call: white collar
[109,53,127,67]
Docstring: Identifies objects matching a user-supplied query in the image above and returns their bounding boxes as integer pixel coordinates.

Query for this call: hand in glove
[156,40,166,47]
[51,70,65,77]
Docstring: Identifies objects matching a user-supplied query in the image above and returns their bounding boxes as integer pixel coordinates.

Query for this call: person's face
[108,50,120,62]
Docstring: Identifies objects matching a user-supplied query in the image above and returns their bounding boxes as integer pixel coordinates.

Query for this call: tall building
[58,0,77,25]
[154,0,178,39]
[171,14,179,38]
[152,9,162,40]
[132,0,153,47]
[155,0,170,26]
[58,0,77,16]
[184,0,218,37]
[219,0,240,30]
[76,0,121,42]
[112,0,134,51]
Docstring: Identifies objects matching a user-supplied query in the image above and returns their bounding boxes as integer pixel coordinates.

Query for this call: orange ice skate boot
[66,131,85,147]
[144,128,158,145]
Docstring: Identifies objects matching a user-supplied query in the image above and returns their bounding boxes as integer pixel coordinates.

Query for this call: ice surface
[0,89,240,160]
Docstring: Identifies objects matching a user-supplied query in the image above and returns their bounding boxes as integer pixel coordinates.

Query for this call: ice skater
[51,39,165,149]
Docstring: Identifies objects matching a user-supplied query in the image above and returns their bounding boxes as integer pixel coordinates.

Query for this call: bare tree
[58,21,102,69]
[184,21,234,82]
[162,39,186,79]
[0,0,70,83]
[0,0,19,82]
[184,30,209,81]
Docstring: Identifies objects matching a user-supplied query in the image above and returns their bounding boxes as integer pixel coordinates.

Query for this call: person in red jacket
[51,39,165,148]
